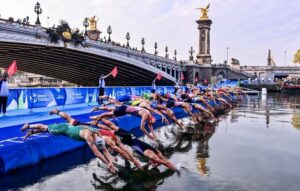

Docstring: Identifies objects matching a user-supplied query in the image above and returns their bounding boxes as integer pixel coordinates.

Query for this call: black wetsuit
[122,138,158,157]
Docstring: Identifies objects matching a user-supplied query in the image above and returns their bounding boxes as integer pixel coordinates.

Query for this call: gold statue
[197,3,210,20]
[88,16,98,31]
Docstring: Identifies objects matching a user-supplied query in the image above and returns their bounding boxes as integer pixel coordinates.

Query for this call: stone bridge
[0,18,252,86]
[0,19,181,86]
[240,65,300,79]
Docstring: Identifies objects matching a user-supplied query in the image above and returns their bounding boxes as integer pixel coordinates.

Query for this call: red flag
[156,73,162,81]
[180,72,185,81]
[7,60,17,77]
[111,66,118,78]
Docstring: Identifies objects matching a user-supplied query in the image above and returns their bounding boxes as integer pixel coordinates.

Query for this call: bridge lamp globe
[126,32,130,48]
[83,17,89,36]
[154,42,158,55]
[189,46,195,61]
[141,38,145,53]
[34,2,42,26]
[107,25,112,42]
[174,49,177,61]
[165,46,169,58]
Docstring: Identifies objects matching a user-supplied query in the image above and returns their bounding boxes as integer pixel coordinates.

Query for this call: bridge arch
[195,72,200,83]
[0,23,177,86]
[217,71,226,81]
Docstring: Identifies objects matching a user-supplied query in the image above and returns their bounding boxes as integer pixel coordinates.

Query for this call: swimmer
[20,122,116,173]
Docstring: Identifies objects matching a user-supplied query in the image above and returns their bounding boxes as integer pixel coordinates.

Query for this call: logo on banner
[30,93,51,103]
[71,93,84,100]
[30,93,38,103]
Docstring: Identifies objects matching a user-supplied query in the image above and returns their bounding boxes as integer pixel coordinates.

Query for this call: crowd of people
[20,81,244,174]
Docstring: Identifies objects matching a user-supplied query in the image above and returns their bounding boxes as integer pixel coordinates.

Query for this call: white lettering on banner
[71,93,84,100]
[30,93,51,103]
[55,95,65,100]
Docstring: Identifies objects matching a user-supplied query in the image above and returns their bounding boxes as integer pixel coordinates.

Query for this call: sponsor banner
[17,89,30,109]
[8,86,173,110]
[29,89,56,108]
[51,88,66,106]
[7,89,19,110]
[87,88,98,103]
[65,88,88,105]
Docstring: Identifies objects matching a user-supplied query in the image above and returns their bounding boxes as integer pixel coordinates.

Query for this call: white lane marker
[6,140,23,143]
[0,137,20,143]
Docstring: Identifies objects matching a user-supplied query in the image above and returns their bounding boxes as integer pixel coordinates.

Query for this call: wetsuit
[48,123,105,149]
[122,138,158,157]
[48,123,89,141]
[99,129,118,142]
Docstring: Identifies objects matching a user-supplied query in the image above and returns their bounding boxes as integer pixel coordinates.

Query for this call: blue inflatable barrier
[0,107,188,175]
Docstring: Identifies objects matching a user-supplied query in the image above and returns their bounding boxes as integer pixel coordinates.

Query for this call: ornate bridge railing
[0,18,183,82]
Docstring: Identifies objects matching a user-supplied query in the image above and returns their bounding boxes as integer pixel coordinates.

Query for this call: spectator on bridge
[98,73,111,105]
[0,71,9,116]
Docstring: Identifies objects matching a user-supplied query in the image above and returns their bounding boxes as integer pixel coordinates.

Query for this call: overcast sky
[0,0,299,66]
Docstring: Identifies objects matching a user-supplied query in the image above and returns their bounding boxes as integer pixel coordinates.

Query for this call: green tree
[293,49,300,64]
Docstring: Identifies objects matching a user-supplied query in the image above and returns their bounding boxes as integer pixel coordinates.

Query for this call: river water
[1,93,300,191]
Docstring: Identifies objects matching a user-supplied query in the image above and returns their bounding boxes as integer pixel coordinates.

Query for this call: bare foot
[49,108,60,115]
[90,107,98,113]
[21,123,30,132]
[23,130,33,140]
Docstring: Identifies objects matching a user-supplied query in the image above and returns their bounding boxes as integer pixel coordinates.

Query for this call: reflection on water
[1,93,300,191]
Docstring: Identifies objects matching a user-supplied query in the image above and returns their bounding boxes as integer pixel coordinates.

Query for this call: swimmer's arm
[103,73,111,79]
[96,123,112,131]
[140,116,155,140]
[102,147,114,166]
[151,108,169,124]
[159,97,168,102]
[90,111,114,121]
[147,123,157,140]
[87,140,109,165]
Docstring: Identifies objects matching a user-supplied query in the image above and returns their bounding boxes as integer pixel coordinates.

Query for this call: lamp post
[83,17,89,36]
[189,46,195,61]
[107,25,112,42]
[126,32,130,48]
[154,42,158,55]
[174,49,177,61]
[47,16,50,28]
[284,50,287,67]
[165,46,169,58]
[34,2,42,26]
[226,47,229,65]
[141,38,145,53]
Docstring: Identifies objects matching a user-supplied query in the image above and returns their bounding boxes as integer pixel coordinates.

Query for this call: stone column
[196,19,212,64]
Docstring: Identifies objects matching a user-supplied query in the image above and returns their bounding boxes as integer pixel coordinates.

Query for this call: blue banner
[7,86,173,111]
[65,88,88,105]
[29,89,56,108]
[7,89,18,110]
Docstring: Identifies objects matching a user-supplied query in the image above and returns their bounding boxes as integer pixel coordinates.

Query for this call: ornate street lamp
[141,37,145,53]
[174,49,177,61]
[189,46,195,61]
[154,42,158,55]
[34,2,42,26]
[126,32,130,48]
[107,25,112,42]
[165,46,169,58]
[83,17,89,36]
[226,47,229,65]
